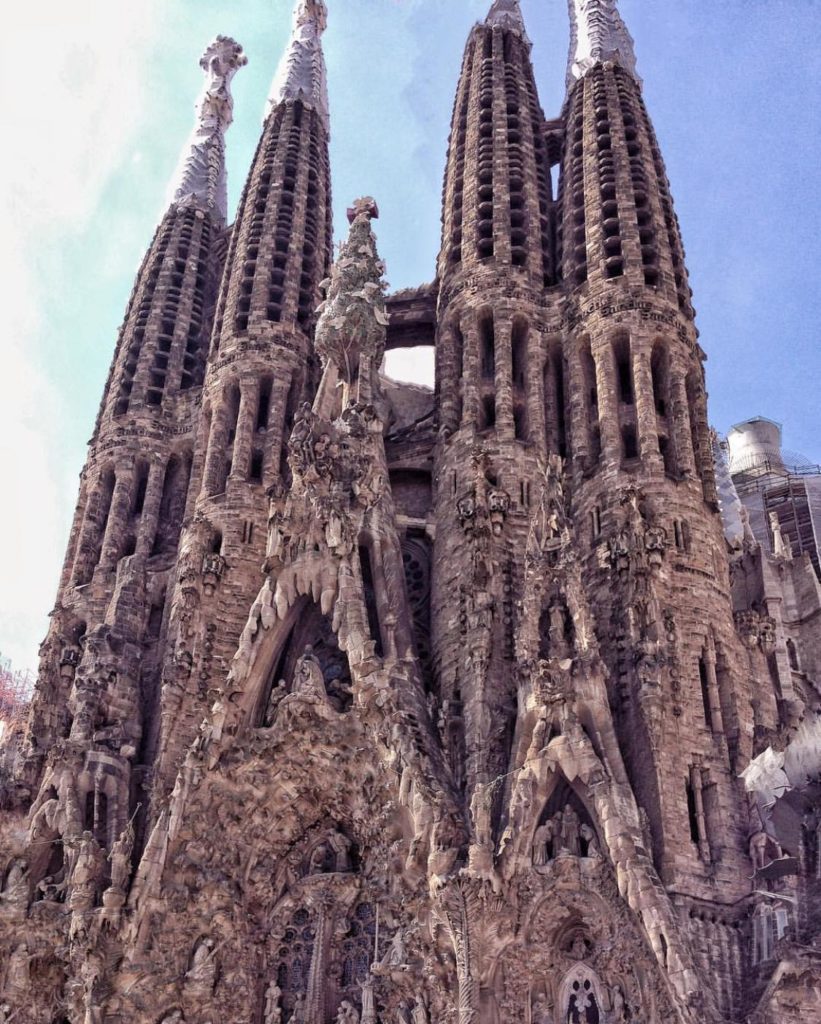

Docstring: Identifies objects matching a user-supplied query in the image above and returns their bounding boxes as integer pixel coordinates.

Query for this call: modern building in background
[728,417,821,577]
[0,2,818,1023]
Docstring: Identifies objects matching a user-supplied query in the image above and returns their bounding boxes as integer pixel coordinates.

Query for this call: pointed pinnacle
[567,0,640,90]
[486,0,528,36]
[268,0,330,131]
[169,36,247,224]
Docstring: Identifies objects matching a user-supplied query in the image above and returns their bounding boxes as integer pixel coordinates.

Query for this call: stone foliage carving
[315,196,388,405]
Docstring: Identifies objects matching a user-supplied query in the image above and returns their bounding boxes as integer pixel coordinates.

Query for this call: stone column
[527,329,547,459]
[304,892,337,1024]
[136,460,168,557]
[633,343,663,469]
[267,371,295,482]
[494,316,515,440]
[230,376,260,482]
[565,337,589,475]
[202,393,230,497]
[592,341,621,464]
[690,763,711,864]
[704,644,725,735]
[462,316,481,431]
[99,465,135,570]
[669,366,696,477]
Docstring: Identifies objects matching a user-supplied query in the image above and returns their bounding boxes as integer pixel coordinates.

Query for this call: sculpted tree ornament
[315,196,389,408]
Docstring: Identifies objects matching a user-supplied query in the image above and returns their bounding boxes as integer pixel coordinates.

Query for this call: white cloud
[0,1,165,671]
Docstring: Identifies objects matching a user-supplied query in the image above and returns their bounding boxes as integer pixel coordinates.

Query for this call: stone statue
[263,981,282,1024]
[383,926,407,968]
[291,993,307,1024]
[470,780,495,849]
[328,830,353,872]
[108,819,135,894]
[612,984,628,1023]
[360,977,376,1023]
[1,859,29,912]
[185,937,217,998]
[6,943,30,993]
[580,823,600,859]
[561,805,581,856]
[533,820,557,866]
[410,996,429,1024]
[336,1000,359,1024]
[68,831,104,911]
[292,647,328,702]
[531,992,553,1024]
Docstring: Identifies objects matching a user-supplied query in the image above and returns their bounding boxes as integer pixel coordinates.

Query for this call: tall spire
[170,36,247,224]
[566,0,639,90]
[486,0,529,38]
[268,0,330,132]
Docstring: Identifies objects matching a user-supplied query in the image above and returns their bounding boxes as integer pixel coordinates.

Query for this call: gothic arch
[240,598,353,726]
[558,963,607,1024]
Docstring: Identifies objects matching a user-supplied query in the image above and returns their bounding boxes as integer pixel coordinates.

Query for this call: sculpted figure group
[533,805,601,866]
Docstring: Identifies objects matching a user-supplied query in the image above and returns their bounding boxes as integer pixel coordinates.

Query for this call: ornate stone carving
[268,1,329,131]
[567,0,639,89]
[170,37,247,222]
[486,0,528,37]
[315,197,388,406]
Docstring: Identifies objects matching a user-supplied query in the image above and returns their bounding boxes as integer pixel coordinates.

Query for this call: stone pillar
[494,316,515,440]
[230,376,260,482]
[527,330,547,459]
[690,763,711,864]
[202,394,230,497]
[267,371,295,481]
[304,895,334,1024]
[462,316,481,431]
[704,644,725,735]
[136,460,167,556]
[99,465,135,570]
[565,338,589,475]
[669,367,696,477]
[633,344,662,469]
[592,341,620,463]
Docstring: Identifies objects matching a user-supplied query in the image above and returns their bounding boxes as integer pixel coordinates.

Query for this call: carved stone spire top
[170,36,247,224]
[486,0,528,37]
[268,0,330,132]
[567,0,640,90]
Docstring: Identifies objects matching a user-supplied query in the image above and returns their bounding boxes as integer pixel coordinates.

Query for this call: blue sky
[0,0,818,673]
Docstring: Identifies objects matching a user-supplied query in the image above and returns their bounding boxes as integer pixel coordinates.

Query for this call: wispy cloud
[0,1,164,670]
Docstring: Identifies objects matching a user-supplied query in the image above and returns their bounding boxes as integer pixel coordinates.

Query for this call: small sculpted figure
[185,937,217,998]
[336,1000,359,1024]
[291,994,307,1024]
[561,805,581,856]
[1,859,29,911]
[580,824,600,859]
[108,819,135,894]
[533,820,556,866]
[263,981,282,1024]
[410,997,429,1024]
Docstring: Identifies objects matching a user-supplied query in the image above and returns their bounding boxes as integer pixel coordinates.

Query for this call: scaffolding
[0,652,33,746]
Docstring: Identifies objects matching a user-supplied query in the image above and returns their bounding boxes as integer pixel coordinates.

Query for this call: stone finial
[486,0,528,38]
[268,0,330,132]
[567,0,640,90]
[315,196,388,402]
[170,36,247,223]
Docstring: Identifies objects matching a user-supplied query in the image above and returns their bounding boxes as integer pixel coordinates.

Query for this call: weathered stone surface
[1,2,819,1023]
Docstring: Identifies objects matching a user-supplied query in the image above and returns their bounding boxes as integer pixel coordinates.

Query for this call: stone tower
[1,3,818,1024]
